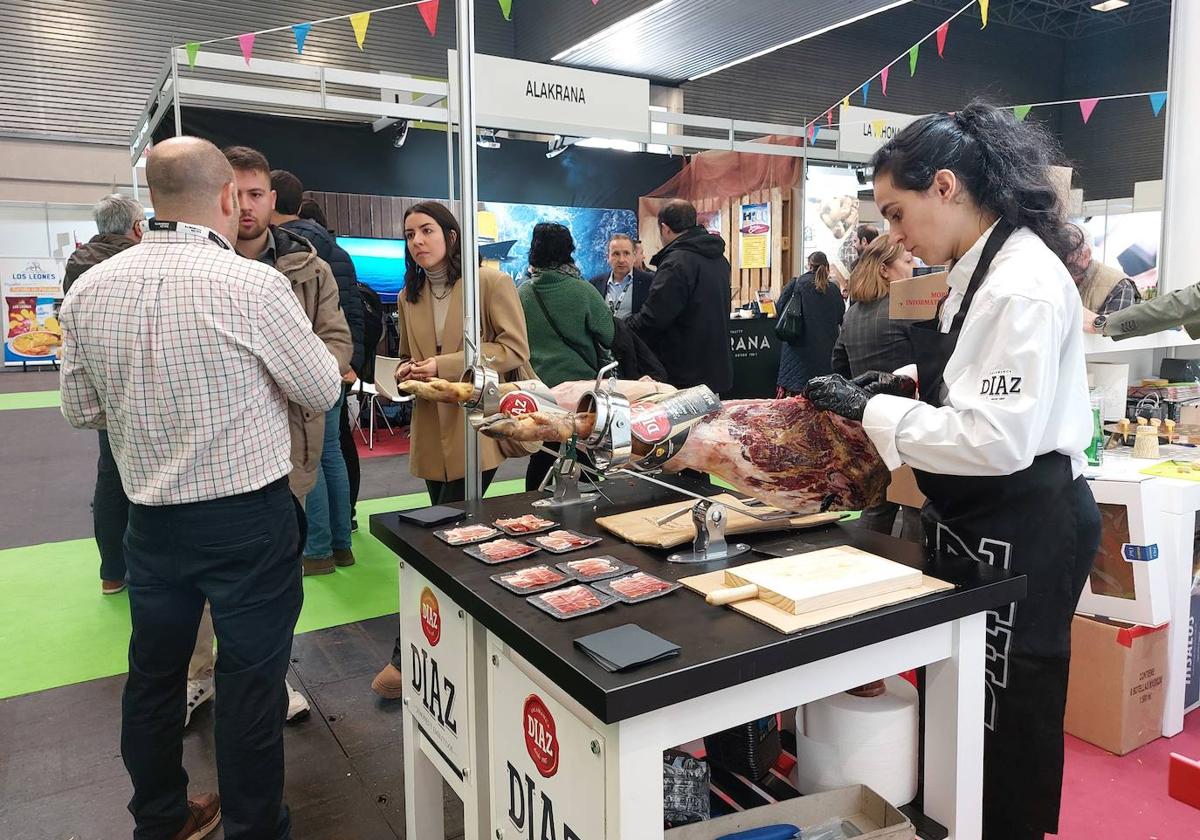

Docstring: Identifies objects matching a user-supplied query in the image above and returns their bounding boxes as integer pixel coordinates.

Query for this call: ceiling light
[1091,0,1129,10]
[477,128,500,149]
[392,119,409,148]
[546,135,568,159]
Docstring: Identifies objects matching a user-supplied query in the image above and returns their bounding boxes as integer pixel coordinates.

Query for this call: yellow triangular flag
[979,0,989,28]
[871,119,886,139]
[350,11,370,49]
[842,96,850,110]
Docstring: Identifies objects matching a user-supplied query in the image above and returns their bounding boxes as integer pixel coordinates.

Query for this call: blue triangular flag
[1149,91,1167,117]
[292,22,311,54]
[811,124,821,144]
[861,80,870,104]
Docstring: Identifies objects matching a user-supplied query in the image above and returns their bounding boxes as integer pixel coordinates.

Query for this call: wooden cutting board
[718,546,924,615]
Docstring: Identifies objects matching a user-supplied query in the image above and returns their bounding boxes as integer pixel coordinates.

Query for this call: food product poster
[3,258,65,366]
[697,209,722,236]
[399,566,471,776]
[1077,212,1161,296]
[489,646,606,838]
[804,165,861,280]
[738,203,771,269]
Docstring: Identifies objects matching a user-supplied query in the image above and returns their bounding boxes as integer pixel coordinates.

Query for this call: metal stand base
[532,449,600,509]
[665,499,753,564]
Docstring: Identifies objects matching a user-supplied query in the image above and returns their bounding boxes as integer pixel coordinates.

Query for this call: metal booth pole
[454,0,483,504]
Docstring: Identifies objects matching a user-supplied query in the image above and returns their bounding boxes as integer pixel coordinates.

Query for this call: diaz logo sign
[500,392,539,417]
[420,587,441,646]
[523,694,559,778]
[629,402,670,444]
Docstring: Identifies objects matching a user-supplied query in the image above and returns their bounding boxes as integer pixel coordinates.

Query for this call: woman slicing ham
[806,102,1101,840]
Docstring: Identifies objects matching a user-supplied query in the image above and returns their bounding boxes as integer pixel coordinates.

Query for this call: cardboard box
[1064,614,1168,755]
[889,271,947,321]
[664,784,914,839]
[886,466,926,508]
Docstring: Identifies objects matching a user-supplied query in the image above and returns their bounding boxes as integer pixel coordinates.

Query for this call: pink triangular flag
[880,66,890,96]
[237,32,255,66]
[593,0,599,4]
[936,21,949,57]
[419,0,440,37]
[826,110,833,126]
[1079,97,1099,124]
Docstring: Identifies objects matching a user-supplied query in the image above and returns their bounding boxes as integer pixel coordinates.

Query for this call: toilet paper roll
[790,675,919,806]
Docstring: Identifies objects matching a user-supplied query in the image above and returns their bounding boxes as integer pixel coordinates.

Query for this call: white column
[1157,1,1199,296]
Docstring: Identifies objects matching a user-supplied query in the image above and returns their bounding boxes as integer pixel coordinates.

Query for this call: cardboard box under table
[369,475,1024,840]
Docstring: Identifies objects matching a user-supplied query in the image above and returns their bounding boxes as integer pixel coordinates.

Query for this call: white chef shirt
[862,224,1092,479]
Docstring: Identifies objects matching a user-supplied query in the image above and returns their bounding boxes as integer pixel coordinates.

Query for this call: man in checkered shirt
[60,136,341,840]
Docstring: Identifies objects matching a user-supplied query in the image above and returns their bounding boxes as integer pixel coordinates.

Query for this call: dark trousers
[121,478,303,840]
[389,468,496,668]
[94,431,130,581]
[338,387,360,517]
[525,448,559,492]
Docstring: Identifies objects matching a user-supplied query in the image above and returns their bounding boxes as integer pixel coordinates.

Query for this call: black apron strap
[947,220,1016,333]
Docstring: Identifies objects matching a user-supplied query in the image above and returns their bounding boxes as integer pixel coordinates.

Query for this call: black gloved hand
[851,371,918,399]
[805,374,870,422]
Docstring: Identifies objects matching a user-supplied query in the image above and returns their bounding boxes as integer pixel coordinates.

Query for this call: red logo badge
[523,695,559,778]
[630,402,671,444]
[419,587,441,646]
[500,392,539,417]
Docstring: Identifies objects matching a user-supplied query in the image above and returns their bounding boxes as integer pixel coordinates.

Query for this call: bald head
[146,137,239,240]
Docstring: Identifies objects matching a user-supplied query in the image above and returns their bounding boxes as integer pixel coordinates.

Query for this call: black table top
[370,476,1025,724]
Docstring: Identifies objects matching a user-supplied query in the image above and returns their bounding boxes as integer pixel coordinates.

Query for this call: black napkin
[574,624,680,673]
[396,505,467,528]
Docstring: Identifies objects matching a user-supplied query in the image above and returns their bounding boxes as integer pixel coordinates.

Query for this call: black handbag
[774,280,806,345]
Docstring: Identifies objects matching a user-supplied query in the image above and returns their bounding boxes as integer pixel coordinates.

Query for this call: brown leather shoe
[101,579,127,595]
[371,663,404,700]
[169,792,221,840]
[302,555,335,576]
[333,548,356,567]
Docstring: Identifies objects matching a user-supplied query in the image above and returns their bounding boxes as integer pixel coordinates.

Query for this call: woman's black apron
[907,222,1100,837]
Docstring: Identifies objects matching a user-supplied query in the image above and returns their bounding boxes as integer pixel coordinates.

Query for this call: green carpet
[0,390,60,411]
[0,478,524,700]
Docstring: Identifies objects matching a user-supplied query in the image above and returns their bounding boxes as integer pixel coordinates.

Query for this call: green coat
[1104,282,1200,341]
[519,268,615,388]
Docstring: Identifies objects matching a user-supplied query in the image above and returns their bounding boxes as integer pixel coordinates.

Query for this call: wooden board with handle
[705,546,923,615]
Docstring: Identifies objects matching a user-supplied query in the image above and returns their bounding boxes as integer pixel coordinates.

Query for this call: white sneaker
[184,678,214,728]
[285,680,310,723]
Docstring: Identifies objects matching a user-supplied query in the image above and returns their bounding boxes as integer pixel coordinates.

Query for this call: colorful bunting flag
[498,0,512,20]
[881,66,890,96]
[1079,98,1099,124]
[1013,105,1031,122]
[871,119,886,139]
[826,110,833,126]
[237,32,255,65]
[291,23,311,54]
[861,80,870,104]
[979,0,989,29]
[908,44,919,76]
[936,21,949,57]
[350,12,370,49]
[185,41,200,68]
[811,124,821,144]
[1149,92,1168,116]
[842,95,850,110]
[419,0,440,36]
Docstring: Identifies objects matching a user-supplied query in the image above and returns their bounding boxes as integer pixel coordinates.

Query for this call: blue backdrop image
[341,203,638,301]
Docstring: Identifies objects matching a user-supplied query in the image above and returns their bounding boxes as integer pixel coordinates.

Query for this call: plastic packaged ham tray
[528,529,603,554]
[592,571,681,604]
[527,584,617,620]
[493,514,557,537]
[433,523,500,546]
[556,555,637,583]
[491,564,575,595]
[463,538,541,565]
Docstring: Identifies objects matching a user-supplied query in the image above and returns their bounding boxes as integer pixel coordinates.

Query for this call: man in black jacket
[589,233,653,318]
[271,170,365,377]
[627,199,733,393]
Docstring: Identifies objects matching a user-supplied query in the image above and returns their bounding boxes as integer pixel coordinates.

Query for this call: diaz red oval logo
[500,392,539,417]
[523,694,559,778]
[630,402,671,444]
[419,587,441,646]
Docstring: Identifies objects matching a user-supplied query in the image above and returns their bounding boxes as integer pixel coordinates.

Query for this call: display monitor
[339,237,406,303]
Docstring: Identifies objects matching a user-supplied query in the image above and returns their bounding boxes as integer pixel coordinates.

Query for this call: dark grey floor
[0,369,58,393]
[0,616,464,840]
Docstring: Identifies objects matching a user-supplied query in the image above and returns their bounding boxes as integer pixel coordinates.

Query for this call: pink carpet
[1054,711,1200,838]
[354,425,410,459]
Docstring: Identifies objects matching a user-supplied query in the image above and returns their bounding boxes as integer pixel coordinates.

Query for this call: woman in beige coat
[372,201,531,697]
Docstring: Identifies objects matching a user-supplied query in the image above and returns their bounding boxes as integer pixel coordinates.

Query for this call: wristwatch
[1093,313,1108,334]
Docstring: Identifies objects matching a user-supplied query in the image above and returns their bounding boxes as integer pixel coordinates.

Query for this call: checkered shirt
[60,222,341,505]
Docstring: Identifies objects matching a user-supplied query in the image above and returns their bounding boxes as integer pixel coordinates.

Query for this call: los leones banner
[3,258,65,366]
